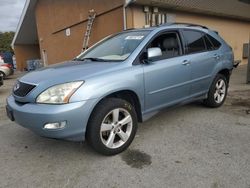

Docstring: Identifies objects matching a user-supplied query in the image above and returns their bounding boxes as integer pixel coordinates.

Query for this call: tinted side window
[183,30,206,54]
[207,34,221,50]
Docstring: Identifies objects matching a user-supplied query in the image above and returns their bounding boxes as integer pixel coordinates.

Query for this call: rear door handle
[182,60,191,66]
[213,54,220,60]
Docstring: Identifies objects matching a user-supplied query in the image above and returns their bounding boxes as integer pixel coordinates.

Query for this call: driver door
[143,31,192,112]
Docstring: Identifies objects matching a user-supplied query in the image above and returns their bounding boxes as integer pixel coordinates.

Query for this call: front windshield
[77,31,150,62]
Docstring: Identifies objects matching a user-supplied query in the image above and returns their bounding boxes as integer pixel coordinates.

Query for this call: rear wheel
[87,98,138,155]
[204,74,228,108]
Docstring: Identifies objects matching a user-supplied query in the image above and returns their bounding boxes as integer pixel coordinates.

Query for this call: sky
[0,0,26,32]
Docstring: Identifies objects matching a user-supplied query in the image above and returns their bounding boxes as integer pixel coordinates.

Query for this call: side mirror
[147,47,162,60]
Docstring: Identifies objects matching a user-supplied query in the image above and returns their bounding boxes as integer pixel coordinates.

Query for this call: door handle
[182,60,191,66]
[213,54,220,60]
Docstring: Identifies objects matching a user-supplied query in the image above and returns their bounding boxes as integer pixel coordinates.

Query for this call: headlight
[36,81,84,104]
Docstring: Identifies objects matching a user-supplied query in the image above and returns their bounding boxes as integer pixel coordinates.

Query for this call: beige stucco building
[13,0,250,71]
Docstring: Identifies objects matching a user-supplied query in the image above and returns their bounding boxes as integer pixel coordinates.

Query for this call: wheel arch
[217,69,231,84]
[0,70,6,78]
[104,90,142,122]
[85,89,143,140]
[87,89,143,127]
[209,67,231,87]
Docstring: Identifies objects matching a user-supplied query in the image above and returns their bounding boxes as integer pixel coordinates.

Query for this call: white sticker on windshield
[125,36,144,40]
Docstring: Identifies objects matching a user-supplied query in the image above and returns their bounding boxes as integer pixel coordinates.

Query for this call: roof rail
[158,22,208,29]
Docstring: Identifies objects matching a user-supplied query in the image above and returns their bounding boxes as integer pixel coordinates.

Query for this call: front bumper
[6,95,97,141]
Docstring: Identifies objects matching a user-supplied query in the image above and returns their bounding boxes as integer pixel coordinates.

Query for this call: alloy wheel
[214,79,226,104]
[100,108,133,149]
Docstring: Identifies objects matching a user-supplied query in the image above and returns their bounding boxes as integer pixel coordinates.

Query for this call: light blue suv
[6,23,234,155]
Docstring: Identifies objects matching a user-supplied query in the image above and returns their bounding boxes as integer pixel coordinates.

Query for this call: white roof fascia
[11,0,31,49]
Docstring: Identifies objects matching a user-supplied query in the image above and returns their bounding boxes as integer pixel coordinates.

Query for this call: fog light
[44,121,66,130]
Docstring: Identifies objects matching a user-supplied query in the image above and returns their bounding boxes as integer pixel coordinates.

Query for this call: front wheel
[86,98,138,155]
[204,74,228,108]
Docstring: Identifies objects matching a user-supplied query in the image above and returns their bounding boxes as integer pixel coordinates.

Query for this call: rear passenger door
[181,29,220,96]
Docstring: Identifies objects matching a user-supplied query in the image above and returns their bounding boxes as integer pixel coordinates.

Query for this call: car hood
[20,61,123,85]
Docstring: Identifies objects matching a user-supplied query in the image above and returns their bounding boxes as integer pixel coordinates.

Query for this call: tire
[86,98,138,155]
[204,74,228,108]
[0,71,6,79]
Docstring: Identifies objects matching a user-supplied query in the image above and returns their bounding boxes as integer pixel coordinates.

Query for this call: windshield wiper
[73,57,108,62]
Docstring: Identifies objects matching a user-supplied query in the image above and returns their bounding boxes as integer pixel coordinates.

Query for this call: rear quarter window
[206,34,221,50]
[204,35,214,51]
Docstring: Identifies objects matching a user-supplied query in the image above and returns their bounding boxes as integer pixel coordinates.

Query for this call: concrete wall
[14,44,40,71]
[130,5,250,64]
[35,0,124,65]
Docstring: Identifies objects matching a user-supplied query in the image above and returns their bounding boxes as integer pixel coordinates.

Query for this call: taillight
[1,64,12,69]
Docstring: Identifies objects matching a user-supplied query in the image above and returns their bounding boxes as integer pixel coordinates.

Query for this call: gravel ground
[0,66,249,188]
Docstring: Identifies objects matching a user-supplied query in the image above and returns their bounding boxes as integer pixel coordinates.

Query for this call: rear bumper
[6,95,97,141]
[233,60,241,68]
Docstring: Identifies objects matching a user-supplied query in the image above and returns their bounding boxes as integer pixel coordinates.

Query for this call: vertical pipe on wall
[247,34,250,84]
[123,0,134,30]
[144,6,150,27]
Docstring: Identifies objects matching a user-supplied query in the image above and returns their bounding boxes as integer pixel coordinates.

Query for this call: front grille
[13,81,36,97]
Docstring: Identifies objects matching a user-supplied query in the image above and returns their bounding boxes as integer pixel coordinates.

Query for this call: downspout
[123,0,135,30]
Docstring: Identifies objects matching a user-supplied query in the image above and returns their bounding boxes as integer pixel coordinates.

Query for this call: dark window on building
[243,43,249,59]
[183,30,206,54]
[206,34,221,50]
